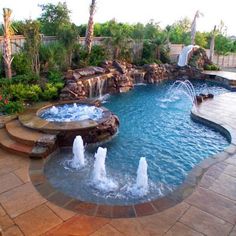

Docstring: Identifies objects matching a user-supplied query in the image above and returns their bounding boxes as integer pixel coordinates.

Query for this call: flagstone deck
[1,93,236,235]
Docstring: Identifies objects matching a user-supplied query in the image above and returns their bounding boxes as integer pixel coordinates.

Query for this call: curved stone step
[6,120,45,146]
[0,128,53,158]
[0,128,33,157]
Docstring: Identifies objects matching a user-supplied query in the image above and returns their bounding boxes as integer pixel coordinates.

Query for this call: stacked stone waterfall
[60,61,204,101]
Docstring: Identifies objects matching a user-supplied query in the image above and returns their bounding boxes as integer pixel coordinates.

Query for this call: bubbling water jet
[92,147,118,191]
[129,157,149,197]
[67,135,85,169]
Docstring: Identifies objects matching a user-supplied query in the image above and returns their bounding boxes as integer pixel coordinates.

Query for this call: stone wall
[60,61,203,101]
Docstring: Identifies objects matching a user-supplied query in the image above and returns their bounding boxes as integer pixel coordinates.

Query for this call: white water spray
[69,136,85,169]
[129,157,149,196]
[50,106,59,115]
[92,147,117,191]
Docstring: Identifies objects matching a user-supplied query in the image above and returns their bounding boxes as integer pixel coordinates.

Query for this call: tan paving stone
[14,166,30,183]
[229,225,236,236]
[165,222,204,236]
[0,204,6,217]
[0,152,29,172]
[46,202,76,221]
[185,187,236,224]
[45,215,110,236]
[180,206,233,236]
[14,204,62,236]
[110,218,149,236]
[0,214,14,230]
[223,164,236,178]
[0,182,46,218]
[137,202,190,235]
[225,156,236,166]
[3,225,24,236]
[90,224,124,236]
[0,173,23,194]
[210,174,236,201]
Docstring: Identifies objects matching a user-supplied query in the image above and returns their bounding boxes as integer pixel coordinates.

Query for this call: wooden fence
[0,36,236,68]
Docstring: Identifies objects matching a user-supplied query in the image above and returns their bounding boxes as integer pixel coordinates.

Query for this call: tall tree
[2,8,14,78]
[22,20,41,74]
[38,2,71,36]
[209,26,217,61]
[85,0,96,54]
[191,11,203,45]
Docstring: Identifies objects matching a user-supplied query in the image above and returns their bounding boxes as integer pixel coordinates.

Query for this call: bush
[0,95,24,114]
[9,83,42,102]
[89,45,107,66]
[47,70,64,83]
[12,52,31,75]
[11,73,40,84]
[41,83,61,100]
[73,45,107,68]
[204,64,220,71]
[39,42,67,72]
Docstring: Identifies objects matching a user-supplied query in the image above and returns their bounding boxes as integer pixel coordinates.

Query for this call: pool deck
[1,82,236,235]
[203,70,236,81]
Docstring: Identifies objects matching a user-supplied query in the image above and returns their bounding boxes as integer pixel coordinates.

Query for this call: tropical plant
[22,20,41,74]
[2,8,14,78]
[57,24,79,67]
[85,0,96,54]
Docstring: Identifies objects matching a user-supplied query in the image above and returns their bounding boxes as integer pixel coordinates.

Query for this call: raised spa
[45,80,230,205]
[39,103,104,122]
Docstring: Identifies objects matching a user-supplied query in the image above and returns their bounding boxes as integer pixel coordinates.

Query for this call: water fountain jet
[68,135,85,169]
[92,147,118,191]
[130,157,149,196]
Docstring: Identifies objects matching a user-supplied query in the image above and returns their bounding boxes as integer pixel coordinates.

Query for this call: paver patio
[1,83,236,235]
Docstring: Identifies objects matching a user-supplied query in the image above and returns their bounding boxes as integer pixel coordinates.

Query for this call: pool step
[6,119,55,146]
[0,119,57,158]
[0,128,33,157]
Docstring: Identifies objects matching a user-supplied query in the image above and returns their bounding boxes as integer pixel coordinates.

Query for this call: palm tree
[191,10,203,45]
[209,26,217,61]
[2,8,14,78]
[85,0,96,54]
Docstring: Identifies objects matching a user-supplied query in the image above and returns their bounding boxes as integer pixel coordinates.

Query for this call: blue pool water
[45,80,230,205]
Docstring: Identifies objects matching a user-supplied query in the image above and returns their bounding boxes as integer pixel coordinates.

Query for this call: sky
[0,0,235,36]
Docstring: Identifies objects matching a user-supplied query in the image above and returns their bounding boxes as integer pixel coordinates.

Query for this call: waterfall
[88,79,94,98]
[96,78,106,98]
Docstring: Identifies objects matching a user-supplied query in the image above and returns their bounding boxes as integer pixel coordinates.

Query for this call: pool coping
[29,86,236,219]
[18,100,112,132]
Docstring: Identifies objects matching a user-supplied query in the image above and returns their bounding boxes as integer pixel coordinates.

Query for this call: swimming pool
[45,80,229,205]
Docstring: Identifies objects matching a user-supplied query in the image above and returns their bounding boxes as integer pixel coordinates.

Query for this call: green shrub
[11,73,40,84]
[39,42,67,72]
[47,70,64,83]
[3,101,24,114]
[41,83,60,100]
[12,52,31,75]
[9,83,42,102]
[204,64,220,71]
[89,45,107,66]
[0,95,24,114]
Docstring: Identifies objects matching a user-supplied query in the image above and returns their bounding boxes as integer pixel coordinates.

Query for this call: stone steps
[0,118,58,158]
[0,128,33,157]
[6,119,45,146]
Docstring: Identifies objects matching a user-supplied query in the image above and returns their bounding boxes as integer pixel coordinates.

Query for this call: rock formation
[60,61,204,101]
